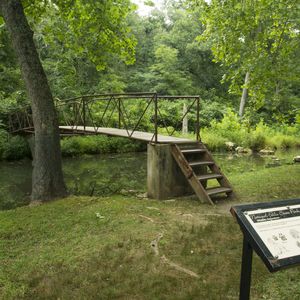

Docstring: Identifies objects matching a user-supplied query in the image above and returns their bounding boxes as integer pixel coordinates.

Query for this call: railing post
[82,97,86,131]
[118,98,121,129]
[154,93,158,143]
[73,102,77,129]
[196,96,200,141]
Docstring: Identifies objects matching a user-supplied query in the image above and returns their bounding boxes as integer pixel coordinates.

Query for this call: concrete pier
[147,144,192,199]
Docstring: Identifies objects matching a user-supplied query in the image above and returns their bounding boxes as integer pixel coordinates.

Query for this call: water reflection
[215,150,297,175]
[64,152,147,197]
[0,149,298,210]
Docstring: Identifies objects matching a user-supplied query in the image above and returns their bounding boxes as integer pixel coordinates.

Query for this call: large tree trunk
[0,0,67,201]
[239,72,250,117]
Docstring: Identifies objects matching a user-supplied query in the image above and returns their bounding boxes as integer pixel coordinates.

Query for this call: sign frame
[231,198,300,272]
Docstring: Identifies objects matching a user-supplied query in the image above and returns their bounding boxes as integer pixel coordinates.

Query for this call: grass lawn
[0,164,300,299]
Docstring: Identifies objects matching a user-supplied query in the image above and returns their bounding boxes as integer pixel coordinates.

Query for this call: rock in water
[293,156,300,163]
[259,149,275,155]
[225,141,235,151]
[235,146,252,154]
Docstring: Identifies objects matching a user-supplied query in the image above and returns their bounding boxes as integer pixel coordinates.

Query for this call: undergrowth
[0,130,31,160]
[60,135,146,157]
[201,110,300,152]
[0,131,146,161]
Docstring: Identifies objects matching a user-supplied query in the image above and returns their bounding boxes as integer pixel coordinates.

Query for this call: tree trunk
[182,103,188,134]
[239,72,250,117]
[0,0,67,201]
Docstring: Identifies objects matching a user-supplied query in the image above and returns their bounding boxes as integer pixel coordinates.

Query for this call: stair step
[181,149,206,154]
[171,143,235,205]
[189,161,214,167]
[197,174,223,181]
[206,187,232,196]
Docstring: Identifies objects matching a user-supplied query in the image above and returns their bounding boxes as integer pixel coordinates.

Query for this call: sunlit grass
[0,164,299,299]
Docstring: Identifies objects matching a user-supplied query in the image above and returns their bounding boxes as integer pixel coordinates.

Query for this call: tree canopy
[0,0,138,201]
[193,0,300,115]
[1,0,299,126]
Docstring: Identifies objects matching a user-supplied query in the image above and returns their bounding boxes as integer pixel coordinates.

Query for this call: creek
[0,149,298,210]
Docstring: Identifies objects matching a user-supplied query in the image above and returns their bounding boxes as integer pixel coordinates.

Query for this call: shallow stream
[0,149,298,210]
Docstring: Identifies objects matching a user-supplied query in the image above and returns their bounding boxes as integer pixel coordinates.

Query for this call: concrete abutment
[147,143,193,199]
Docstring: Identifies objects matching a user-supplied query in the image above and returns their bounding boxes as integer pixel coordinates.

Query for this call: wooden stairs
[171,142,235,205]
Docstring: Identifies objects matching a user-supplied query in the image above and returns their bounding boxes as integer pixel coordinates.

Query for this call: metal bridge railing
[7,92,201,143]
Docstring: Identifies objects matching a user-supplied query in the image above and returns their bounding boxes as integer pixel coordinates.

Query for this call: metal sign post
[239,237,253,300]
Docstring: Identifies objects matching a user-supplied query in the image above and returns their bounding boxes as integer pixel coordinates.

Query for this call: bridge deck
[59,126,196,144]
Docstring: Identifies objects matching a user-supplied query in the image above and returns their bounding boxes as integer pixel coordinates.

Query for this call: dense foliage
[200,110,300,151]
[193,0,300,120]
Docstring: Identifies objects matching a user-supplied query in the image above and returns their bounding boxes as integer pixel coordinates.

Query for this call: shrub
[2,135,31,160]
[208,109,246,145]
[201,112,299,152]
[60,135,146,157]
[201,130,227,151]
[267,134,299,150]
[61,137,83,156]
[199,101,225,127]
[245,132,266,151]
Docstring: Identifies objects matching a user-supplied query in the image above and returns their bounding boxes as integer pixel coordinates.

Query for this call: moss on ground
[0,164,299,299]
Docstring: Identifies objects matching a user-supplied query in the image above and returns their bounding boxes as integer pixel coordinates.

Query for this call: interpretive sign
[244,204,300,260]
[231,198,300,300]
[231,198,300,271]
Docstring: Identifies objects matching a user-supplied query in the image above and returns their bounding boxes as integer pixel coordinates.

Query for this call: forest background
[0,0,299,160]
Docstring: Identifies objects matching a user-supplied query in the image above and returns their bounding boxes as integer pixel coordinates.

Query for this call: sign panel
[244,205,300,260]
[231,198,300,272]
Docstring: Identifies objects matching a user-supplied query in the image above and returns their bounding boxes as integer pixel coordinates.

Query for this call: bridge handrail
[57,92,157,103]
[7,92,201,142]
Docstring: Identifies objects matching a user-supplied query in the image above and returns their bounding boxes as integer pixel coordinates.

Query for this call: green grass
[232,164,300,203]
[0,164,300,299]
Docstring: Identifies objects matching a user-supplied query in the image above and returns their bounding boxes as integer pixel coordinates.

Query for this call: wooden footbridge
[7,92,234,204]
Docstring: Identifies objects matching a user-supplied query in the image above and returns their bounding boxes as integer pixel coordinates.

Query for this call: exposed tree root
[146,206,160,211]
[139,214,155,223]
[150,233,164,256]
[150,233,199,278]
[161,255,199,278]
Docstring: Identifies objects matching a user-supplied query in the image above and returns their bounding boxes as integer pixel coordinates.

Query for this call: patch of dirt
[29,200,43,207]
[214,199,242,216]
